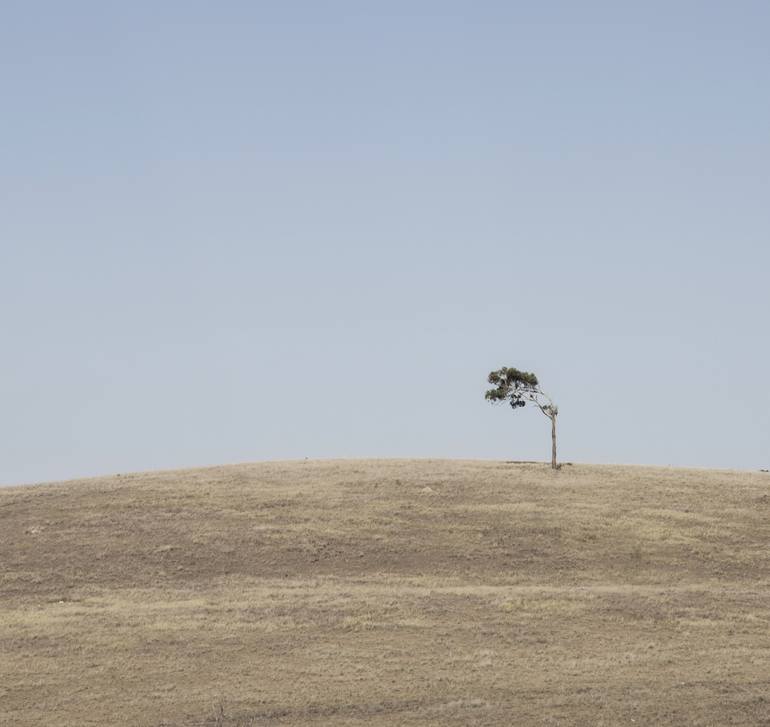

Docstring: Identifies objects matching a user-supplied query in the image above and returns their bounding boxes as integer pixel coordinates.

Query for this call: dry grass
[1,459,769,725]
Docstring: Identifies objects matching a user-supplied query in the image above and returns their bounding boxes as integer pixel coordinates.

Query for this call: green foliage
[486,367,539,388]
[485,366,541,410]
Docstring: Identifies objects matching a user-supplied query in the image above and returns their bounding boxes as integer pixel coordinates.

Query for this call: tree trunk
[550,414,558,470]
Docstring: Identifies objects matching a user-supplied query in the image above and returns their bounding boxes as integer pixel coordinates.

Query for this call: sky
[2,1,769,485]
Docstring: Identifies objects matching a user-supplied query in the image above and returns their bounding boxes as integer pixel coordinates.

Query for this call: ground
[1,459,769,726]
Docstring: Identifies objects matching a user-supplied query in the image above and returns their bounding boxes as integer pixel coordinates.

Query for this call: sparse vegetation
[2,459,769,725]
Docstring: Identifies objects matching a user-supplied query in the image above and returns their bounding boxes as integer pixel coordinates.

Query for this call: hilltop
[2,459,769,726]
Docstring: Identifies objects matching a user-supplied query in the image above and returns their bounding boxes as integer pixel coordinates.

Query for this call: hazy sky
[2,1,769,485]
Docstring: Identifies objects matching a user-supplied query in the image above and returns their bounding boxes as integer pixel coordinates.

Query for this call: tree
[485,366,560,469]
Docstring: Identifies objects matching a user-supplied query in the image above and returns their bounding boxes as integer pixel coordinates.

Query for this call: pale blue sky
[2,1,768,485]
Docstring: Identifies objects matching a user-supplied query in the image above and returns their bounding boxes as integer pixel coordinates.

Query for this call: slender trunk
[550,414,557,469]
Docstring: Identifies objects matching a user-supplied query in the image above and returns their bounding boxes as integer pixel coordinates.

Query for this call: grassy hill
[2,459,769,726]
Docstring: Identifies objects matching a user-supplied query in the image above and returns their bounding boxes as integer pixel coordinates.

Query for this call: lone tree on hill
[485,366,560,469]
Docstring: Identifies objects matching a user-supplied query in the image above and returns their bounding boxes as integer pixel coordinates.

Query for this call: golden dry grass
[1,459,769,726]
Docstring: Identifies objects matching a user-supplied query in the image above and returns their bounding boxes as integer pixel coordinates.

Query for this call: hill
[1,459,769,726]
